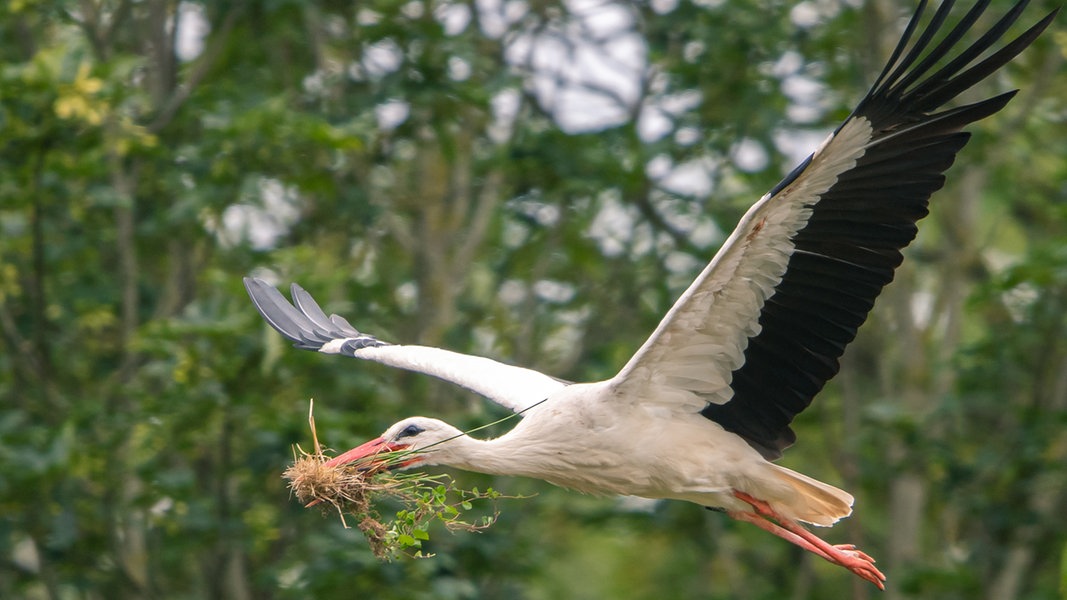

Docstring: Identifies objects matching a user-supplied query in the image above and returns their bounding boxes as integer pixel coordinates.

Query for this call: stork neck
[425,434,523,477]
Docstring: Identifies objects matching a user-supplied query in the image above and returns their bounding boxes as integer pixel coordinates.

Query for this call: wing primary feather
[329,313,362,337]
[866,0,931,92]
[879,0,958,95]
[244,278,377,350]
[244,278,323,349]
[902,0,1031,103]
[917,10,1056,109]
[886,0,989,95]
[291,283,343,337]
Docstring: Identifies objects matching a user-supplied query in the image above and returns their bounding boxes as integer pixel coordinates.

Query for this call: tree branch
[148,3,244,133]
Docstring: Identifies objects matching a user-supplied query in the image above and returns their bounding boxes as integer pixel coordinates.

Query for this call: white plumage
[246,0,1056,589]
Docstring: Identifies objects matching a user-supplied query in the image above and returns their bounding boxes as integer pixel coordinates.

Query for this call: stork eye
[397,424,423,439]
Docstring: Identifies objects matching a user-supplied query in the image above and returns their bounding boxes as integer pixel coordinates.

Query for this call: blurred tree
[0,0,1063,599]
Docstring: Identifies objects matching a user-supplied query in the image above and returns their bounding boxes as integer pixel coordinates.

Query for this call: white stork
[245,0,1055,589]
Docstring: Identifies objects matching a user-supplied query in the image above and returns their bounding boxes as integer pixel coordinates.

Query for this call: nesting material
[282,400,504,559]
[284,447,420,555]
[282,401,403,556]
[285,454,368,511]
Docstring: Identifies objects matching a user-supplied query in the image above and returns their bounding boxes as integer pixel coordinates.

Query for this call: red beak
[323,437,407,469]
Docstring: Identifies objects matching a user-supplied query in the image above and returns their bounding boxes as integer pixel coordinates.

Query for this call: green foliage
[1,1,1065,599]
[383,482,503,559]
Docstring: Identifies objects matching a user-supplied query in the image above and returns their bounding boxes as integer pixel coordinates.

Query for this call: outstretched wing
[611,0,1056,459]
[244,278,567,413]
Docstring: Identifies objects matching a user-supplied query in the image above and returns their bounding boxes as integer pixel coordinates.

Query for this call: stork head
[323,417,464,471]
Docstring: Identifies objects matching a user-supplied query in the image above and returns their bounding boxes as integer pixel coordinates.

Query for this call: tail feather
[768,464,854,527]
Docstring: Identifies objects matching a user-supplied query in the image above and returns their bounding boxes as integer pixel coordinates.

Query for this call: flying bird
[245,0,1055,589]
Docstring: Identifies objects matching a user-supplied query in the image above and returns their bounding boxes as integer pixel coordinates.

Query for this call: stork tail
[768,464,854,527]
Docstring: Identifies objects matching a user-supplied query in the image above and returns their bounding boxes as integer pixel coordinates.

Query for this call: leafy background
[1,0,1065,598]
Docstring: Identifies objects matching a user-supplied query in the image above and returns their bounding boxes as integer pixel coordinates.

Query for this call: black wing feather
[244,278,386,352]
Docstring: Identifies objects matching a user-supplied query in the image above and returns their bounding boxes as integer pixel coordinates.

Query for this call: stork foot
[730,490,886,590]
[833,544,875,563]
[824,545,885,589]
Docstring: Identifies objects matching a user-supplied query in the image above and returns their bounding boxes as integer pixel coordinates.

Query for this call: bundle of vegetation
[283,401,504,559]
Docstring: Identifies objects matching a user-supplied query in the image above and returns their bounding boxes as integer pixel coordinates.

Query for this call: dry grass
[283,449,397,556]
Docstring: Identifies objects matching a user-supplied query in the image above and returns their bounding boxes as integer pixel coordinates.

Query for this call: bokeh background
[1,0,1065,598]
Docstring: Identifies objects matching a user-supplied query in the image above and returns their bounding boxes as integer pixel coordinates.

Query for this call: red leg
[727,509,839,563]
[731,490,886,589]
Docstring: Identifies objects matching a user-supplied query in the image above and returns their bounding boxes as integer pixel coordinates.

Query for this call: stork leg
[727,510,840,563]
[727,509,876,565]
[729,490,886,589]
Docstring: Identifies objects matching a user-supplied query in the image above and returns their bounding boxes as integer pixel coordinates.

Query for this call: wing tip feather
[244,277,377,352]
